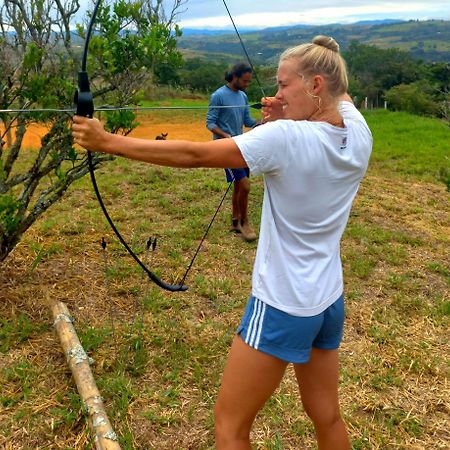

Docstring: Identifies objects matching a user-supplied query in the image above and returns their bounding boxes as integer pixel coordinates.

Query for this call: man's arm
[243,102,257,129]
[210,126,232,139]
[206,92,231,138]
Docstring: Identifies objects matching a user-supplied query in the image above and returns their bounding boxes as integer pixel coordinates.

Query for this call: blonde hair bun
[312,35,340,53]
[279,35,348,95]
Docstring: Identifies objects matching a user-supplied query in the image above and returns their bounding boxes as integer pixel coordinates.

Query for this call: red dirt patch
[15,118,212,149]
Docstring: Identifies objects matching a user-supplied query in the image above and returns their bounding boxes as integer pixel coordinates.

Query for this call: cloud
[74,0,450,28]
[178,0,449,28]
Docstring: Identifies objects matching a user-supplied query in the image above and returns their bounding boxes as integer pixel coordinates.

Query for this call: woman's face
[275,59,317,120]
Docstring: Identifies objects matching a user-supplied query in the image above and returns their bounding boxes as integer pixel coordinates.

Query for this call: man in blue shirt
[206,63,259,242]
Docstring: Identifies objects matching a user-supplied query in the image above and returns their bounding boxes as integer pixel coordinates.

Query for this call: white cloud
[74,0,450,28]
[178,1,449,28]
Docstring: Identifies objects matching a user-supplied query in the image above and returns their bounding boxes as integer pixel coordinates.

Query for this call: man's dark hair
[225,62,252,82]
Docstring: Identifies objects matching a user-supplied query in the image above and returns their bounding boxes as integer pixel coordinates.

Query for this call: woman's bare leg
[294,348,350,450]
[214,336,288,450]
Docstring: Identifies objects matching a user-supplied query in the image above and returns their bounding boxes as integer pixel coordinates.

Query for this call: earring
[316,95,322,112]
[308,92,322,111]
[304,90,322,113]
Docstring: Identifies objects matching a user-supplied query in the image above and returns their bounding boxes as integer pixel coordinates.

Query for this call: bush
[385,82,440,116]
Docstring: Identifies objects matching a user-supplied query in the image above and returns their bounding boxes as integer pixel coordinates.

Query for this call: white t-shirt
[233,101,373,316]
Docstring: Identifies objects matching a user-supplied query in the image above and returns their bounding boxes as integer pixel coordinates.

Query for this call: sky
[177,0,450,28]
[76,0,450,29]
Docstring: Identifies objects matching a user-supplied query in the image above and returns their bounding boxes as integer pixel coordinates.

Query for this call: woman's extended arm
[72,116,247,169]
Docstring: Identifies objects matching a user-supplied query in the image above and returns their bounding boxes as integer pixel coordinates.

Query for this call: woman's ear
[311,75,325,94]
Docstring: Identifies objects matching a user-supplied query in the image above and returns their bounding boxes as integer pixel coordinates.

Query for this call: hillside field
[0,108,449,449]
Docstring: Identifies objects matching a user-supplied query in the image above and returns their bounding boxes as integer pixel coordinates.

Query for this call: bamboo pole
[52,301,121,450]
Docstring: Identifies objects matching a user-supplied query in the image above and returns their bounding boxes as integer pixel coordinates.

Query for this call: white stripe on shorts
[245,298,266,349]
[225,168,235,181]
[254,302,266,349]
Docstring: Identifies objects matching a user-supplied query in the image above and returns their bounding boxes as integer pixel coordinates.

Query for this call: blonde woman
[73,35,373,449]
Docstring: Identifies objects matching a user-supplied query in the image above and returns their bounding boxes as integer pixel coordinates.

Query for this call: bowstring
[178,1,267,286]
[0,104,262,114]
[221,0,267,99]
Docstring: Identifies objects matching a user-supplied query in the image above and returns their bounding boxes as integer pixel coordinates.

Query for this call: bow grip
[74,71,94,118]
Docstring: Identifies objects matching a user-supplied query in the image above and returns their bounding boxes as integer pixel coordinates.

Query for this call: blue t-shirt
[206,85,257,138]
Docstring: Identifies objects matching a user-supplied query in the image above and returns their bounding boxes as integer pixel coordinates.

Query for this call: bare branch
[142,0,188,27]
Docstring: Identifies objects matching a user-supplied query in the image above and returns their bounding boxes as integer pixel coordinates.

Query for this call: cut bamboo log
[52,301,121,450]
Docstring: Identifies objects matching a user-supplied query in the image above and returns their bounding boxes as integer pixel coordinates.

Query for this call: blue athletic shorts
[237,294,345,363]
[225,168,249,183]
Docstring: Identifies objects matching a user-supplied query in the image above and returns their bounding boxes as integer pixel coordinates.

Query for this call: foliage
[178,57,228,93]
[343,41,424,107]
[80,0,184,106]
[164,57,277,102]
[245,65,278,101]
[0,0,185,261]
[175,23,449,118]
[344,42,450,117]
[384,82,440,116]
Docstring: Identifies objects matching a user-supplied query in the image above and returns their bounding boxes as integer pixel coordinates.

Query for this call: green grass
[0,314,50,353]
[1,108,449,449]
[363,109,450,185]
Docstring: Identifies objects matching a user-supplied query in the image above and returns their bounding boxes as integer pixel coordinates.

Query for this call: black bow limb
[73,7,187,292]
[74,71,94,118]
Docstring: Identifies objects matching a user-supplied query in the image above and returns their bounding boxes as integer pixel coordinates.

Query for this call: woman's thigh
[215,336,288,432]
[293,348,341,424]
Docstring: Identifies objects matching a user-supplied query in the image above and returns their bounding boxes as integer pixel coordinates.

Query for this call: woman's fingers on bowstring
[261,97,276,121]
[261,97,284,121]
[261,96,273,109]
[261,97,271,121]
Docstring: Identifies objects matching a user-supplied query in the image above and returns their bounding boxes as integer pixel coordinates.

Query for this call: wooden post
[52,301,121,450]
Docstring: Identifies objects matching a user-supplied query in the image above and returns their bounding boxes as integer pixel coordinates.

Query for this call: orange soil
[14,118,211,149]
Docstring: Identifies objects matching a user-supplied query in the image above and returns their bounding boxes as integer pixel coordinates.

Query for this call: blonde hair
[280,35,348,96]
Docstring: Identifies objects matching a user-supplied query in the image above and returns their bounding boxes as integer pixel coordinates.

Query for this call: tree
[423,62,450,122]
[0,0,185,261]
[176,58,277,100]
[177,58,228,93]
[385,82,440,116]
[344,41,424,107]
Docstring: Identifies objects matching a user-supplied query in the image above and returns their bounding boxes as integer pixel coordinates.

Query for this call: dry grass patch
[1,115,449,449]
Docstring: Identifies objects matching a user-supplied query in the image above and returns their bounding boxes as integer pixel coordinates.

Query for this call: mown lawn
[0,108,449,449]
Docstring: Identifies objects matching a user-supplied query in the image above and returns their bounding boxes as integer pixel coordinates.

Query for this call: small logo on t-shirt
[340,137,347,150]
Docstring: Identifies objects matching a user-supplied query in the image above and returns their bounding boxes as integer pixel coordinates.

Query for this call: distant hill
[177,19,450,64]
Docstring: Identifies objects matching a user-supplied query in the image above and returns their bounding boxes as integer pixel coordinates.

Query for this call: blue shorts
[225,168,249,183]
[237,294,345,363]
